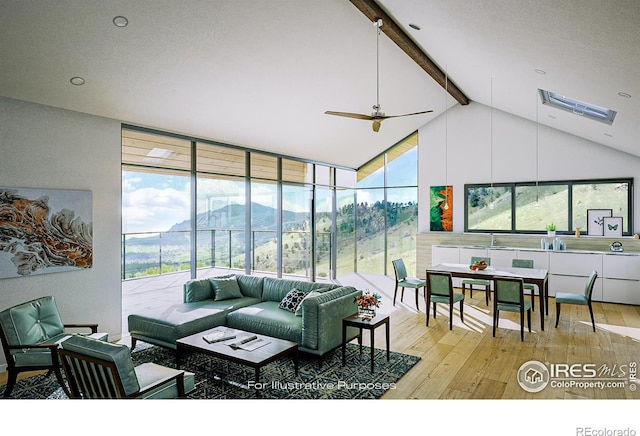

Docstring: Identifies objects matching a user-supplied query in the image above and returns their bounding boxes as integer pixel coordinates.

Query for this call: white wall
[0,96,122,370]
[419,101,640,233]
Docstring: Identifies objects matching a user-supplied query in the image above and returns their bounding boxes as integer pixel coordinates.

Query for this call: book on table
[202,327,237,344]
[228,334,271,351]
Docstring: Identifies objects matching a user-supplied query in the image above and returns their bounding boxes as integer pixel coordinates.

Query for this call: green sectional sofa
[128,274,362,358]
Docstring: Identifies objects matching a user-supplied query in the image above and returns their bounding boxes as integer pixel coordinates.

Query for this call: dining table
[426,263,550,330]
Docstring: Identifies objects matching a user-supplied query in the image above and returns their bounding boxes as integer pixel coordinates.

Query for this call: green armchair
[59,335,195,399]
[0,295,106,398]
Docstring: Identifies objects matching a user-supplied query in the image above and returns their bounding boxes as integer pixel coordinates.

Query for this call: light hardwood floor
[2,270,639,400]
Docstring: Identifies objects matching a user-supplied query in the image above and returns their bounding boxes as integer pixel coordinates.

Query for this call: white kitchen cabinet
[602,278,640,305]
[431,245,460,265]
[517,250,550,270]
[459,248,488,266]
[487,248,518,268]
[602,254,640,280]
[549,252,602,276]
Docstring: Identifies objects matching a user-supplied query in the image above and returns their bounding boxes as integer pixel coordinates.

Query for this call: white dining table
[426,263,550,330]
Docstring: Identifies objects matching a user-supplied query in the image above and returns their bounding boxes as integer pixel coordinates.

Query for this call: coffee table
[176,327,298,394]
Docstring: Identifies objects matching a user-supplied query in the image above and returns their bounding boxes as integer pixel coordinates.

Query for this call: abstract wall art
[430,185,452,232]
[0,187,93,278]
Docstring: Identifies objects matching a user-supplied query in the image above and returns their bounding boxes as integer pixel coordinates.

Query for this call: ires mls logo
[517,360,550,393]
[517,360,637,393]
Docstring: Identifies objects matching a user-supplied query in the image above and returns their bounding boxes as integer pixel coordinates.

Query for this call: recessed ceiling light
[604,133,613,137]
[113,16,128,27]
[408,23,421,30]
[618,92,631,98]
[535,69,546,75]
[70,76,85,86]
[548,115,556,119]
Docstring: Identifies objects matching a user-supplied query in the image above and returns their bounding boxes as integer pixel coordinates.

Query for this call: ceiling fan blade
[377,110,434,120]
[324,111,373,120]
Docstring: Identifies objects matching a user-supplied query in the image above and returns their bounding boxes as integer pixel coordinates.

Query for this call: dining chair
[462,256,492,305]
[493,276,531,341]
[426,271,464,330]
[555,270,598,332]
[511,258,537,311]
[392,259,426,311]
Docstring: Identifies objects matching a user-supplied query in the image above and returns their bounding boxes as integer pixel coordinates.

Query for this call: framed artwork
[586,208,612,236]
[603,217,623,237]
[0,187,93,279]
[430,185,452,232]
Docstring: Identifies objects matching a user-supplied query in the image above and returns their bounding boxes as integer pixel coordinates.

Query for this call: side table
[341,313,390,373]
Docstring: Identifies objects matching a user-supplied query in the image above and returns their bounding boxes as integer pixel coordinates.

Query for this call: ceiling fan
[325,19,433,132]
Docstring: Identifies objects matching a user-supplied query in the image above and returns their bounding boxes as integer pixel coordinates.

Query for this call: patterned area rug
[1,343,420,400]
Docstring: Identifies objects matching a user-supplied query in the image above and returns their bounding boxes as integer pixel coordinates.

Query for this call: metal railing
[121,228,332,280]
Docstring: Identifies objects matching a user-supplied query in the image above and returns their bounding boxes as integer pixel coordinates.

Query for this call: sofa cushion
[211,276,243,301]
[128,298,259,348]
[236,275,264,300]
[135,362,195,399]
[184,279,214,302]
[278,288,307,313]
[226,302,302,344]
[262,278,337,302]
[0,296,65,347]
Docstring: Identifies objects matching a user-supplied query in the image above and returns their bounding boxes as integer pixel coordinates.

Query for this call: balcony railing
[121,228,332,280]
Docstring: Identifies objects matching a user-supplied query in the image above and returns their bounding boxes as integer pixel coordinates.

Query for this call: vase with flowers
[354,291,382,320]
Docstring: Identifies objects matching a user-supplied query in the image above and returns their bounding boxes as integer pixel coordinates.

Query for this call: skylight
[539,89,616,125]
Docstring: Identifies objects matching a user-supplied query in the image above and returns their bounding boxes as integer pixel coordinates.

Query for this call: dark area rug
[1,343,420,400]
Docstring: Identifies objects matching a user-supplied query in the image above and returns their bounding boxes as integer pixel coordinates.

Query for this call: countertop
[433,244,640,256]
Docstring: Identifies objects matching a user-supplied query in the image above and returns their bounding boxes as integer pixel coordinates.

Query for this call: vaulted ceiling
[1,0,638,169]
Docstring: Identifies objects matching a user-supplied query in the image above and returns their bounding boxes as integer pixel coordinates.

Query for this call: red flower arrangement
[354,291,382,308]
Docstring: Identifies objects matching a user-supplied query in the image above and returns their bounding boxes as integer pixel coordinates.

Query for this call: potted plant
[546,223,556,237]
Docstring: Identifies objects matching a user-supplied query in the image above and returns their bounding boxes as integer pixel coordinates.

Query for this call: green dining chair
[426,271,464,330]
[392,259,426,311]
[462,256,492,305]
[511,258,537,311]
[555,270,598,332]
[493,276,531,341]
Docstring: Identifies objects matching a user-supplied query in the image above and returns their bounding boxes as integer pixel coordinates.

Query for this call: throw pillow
[294,289,324,316]
[184,279,214,302]
[279,288,307,313]
[210,276,243,301]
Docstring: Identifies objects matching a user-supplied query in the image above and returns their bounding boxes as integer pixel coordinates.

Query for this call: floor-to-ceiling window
[121,126,362,282]
[121,129,192,279]
[195,143,246,272]
[355,133,419,276]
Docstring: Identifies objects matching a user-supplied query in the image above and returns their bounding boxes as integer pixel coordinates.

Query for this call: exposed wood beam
[349,0,469,106]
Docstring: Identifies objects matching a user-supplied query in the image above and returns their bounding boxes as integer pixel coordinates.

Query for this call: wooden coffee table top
[176,327,298,368]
